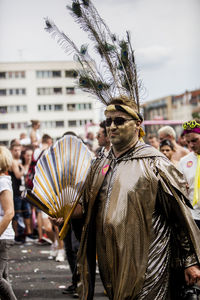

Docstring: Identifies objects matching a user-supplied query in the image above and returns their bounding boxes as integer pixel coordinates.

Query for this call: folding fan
[26,135,92,239]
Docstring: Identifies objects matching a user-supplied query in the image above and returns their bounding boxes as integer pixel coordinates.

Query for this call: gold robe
[77,142,200,299]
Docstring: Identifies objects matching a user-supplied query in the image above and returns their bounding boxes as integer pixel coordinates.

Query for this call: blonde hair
[158,126,176,139]
[0,146,13,173]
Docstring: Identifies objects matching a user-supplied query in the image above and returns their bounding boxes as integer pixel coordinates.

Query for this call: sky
[0,0,200,103]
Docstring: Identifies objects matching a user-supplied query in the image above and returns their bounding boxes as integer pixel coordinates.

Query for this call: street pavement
[9,241,107,300]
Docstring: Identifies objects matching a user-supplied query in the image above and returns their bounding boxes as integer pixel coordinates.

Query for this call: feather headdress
[45,0,142,113]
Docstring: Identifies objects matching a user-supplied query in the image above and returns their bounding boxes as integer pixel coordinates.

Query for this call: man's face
[148,137,159,149]
[105,110,140,148]
[96,128,107,147]
[185,133,200,154]
[159,133,169,142]
[160,145,173,160]
[11,146,21,159]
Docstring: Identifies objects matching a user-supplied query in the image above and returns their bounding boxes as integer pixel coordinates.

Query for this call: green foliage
[192,112,200,119]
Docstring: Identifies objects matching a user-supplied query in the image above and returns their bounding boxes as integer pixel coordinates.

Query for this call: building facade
[142,89,200,137]
[0,61,100,146]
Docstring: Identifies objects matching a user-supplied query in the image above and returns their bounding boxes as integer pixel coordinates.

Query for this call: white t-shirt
[0,175,15,240]
[178,152,200,220]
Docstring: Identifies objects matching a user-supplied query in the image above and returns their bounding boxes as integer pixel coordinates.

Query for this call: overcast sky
[0,0,199,102]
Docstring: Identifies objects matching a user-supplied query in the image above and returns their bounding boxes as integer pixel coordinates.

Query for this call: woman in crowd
[0,145,17,300]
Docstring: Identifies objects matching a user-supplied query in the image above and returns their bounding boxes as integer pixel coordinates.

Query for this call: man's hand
[72,203,83,219]
[185,265,200,285]
[48,217,64,227]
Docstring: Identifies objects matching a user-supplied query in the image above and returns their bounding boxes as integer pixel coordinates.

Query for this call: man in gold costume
[44,1,200,299]
[75,98,200,300]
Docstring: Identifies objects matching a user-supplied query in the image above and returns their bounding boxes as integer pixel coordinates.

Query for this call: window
[36,70,61,78]
[9,122,27,130]
[0,123,8,129]
[0,106,7,113]
[66,87,75,94]
[36,71,50,78]
[56,121,64,127]
[2,105,27,113]
[37,87,63,95]
[54,87,62,94]
[7,88,26,96]
[38,104,63,111]
[1,71,26,79]
[67,104,76,111]
[0,89,6,96]
[52,71,61,77]
[68,120,77,127]
[8,72,13,79]
[67,103,92,111]
[55,104,63,111]
[65,70,78,78]
[37,88,51,95]
[0,72,6,79]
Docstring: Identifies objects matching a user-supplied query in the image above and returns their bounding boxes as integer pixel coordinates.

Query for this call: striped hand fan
[26,135,92,239]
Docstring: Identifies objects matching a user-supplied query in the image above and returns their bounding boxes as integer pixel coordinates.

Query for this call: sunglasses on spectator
[182,120,200,129]
[105,117,135,127]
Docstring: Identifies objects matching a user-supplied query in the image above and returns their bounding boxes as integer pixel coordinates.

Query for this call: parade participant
[0,146,17,300]
[158,125,189,161]
[45,1,200,299]
[178,119,200,228]
[76,97,200,300]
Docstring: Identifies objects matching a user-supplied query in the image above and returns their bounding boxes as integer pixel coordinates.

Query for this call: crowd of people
[0,116,200,299]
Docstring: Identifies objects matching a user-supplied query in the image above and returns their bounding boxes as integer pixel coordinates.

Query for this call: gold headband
[105,104,140,120]
[105,104,145,138]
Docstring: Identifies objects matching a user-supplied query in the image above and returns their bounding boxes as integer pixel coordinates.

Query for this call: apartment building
[142,95,173,135]
[142,89,200,136]
[0,61,100,146]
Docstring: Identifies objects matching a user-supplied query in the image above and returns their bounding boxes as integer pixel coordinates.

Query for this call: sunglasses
[105,117,134,127]
[182,120,200,129]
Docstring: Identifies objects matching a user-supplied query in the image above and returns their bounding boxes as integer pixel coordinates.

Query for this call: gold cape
[77,142,200,299]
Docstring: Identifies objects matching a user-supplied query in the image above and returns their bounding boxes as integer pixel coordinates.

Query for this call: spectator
[177,131,188,148]
[33,134,53,161]
[19,132,31,146]
[0,145,17,300]
[147,133,160,150]
[160,139,179,167]
[29,120,41,147]
[158,125,189,161]
[9,143,33,243]
[96,120,111,157]
[178,118,200,229]
[85,132,95,152]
